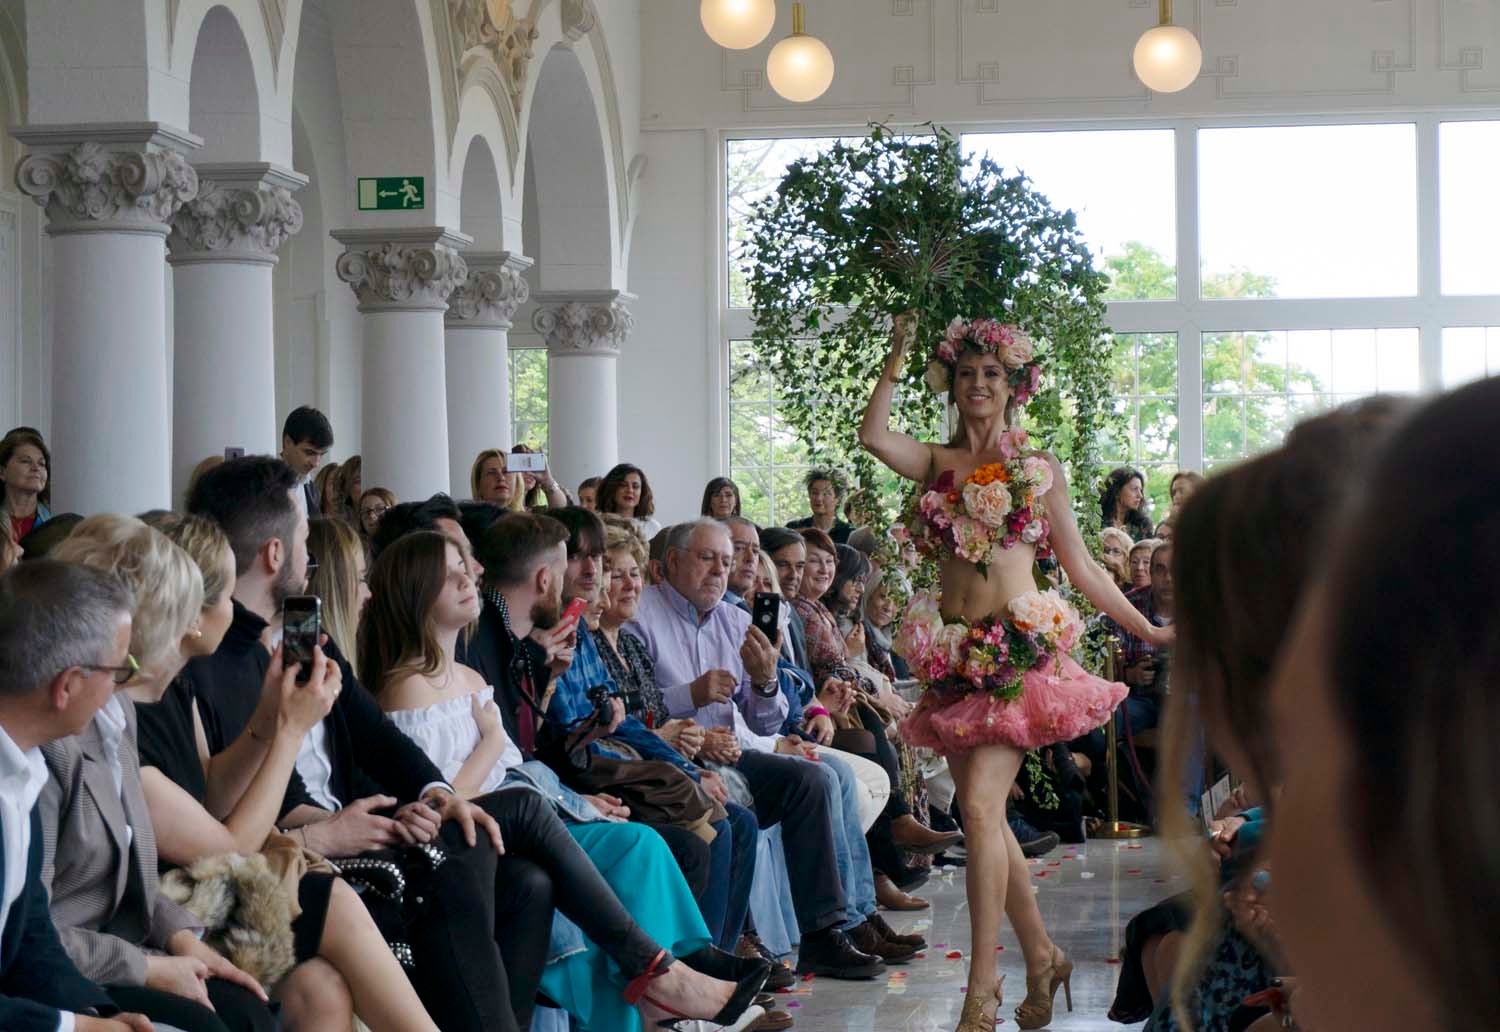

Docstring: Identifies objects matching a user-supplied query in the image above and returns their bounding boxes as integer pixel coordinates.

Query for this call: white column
[531,291,634,488]
[13,125,199,515]
[167,164,305,499]
[331,227,470,503]
[444,251,532,497]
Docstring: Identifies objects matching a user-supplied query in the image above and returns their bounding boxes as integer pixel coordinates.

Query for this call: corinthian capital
[331,227,472,312]
[168,164,306,263]
[446,251,533,327]
[531,291,635,357]
[14,129,199,234]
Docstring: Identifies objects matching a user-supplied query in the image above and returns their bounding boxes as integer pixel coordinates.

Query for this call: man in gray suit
[0,560,153,1031]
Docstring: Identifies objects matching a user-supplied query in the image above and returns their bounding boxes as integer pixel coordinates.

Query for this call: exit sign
[357,176,425,211]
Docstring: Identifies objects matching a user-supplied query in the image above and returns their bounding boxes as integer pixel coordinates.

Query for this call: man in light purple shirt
[628,519,915,977]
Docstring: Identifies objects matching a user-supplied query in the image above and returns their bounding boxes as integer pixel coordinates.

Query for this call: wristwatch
[751,677,779,698]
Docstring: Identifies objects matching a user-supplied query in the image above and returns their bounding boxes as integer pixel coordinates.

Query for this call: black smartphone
[282,595,322,684]
[751,593,782,644]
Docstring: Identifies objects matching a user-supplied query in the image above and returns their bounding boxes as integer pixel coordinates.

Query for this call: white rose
[1007,591,1052,634]
[962,480,1013,529]
[1020,520,1043,544]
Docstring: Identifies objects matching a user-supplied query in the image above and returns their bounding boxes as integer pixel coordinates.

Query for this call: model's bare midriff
[928,443,1045,624]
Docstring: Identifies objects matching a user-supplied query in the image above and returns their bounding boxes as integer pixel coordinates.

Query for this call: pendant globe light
[1133,0,1202,93]
[700,0,776,50]
[766,3,835,103]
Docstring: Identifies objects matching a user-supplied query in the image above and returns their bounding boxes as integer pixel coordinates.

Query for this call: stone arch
[522,43,616,291]
[451,85,518,249]
[170,0,287,162]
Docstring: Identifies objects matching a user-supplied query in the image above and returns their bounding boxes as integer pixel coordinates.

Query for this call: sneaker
[848,919,919,964]
[1009,815,1062,858]
[794,927,886,980]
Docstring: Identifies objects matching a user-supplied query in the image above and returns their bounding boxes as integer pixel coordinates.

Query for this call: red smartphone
[561,597,589,626]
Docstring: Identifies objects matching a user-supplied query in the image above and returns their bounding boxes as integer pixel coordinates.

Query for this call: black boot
[794,927,886,979]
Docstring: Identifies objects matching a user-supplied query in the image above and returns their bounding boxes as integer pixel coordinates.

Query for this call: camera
[586,683,621,727]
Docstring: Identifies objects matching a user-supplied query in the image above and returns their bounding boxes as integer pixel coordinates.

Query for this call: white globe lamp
[1133,0,1203,94]
[700,0,776,50]
[766,3,835,103]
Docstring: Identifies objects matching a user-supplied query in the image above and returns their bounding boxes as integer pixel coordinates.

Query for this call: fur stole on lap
[161,850,298,987]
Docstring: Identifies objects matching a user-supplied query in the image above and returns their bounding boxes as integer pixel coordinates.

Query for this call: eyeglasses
[81,653,140,686]
[305,552,320,582]
[360,504,388,518]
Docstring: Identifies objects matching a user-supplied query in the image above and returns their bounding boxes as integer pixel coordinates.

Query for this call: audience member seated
[577,476,602,511]
[280,406,334,518]
[861,563,911,682]
[1104,541,1174,739]
[336,455,362,523]
[1269,382,1497,1032]
[785,469,853,544]
[630,518,922,978]
[1127,537,1160,592]
[1167,470,1203,520]
[362,531,768,1032]
[471,448,527,512]
[510,445,569,509]
[1099,527,1133,591]
[0,559,155,1032]
[357,487,396,546]
[48,515,277,1032]
[702,477,743,519]
[759,527,812,672]
[1154,517,1174,543]
[597,463,662,537]
[313,463,342,521]
[544,508,761,955]
[130,512,439,1032]
[1,428,51,545]
[1101,467,1155,542]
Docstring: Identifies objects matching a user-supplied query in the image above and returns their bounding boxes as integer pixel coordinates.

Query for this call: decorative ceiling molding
[442,0,541,119]
[1439,0,1500,94]
[958,0,1150,106]
[720,0,935,113]
[166,0,289,74]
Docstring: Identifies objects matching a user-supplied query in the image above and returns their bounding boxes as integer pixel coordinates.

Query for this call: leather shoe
[737,933,796,991]
[849,920,919,964]
[867,911,926,949]
[875,873,929,911]
[891,814,963,853]
[794,927,886,979]
[750,1007,795,1030]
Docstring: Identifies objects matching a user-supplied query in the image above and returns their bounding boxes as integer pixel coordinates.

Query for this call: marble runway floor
[774,837,1178,1031]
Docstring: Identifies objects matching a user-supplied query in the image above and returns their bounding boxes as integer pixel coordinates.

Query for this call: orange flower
[968,463,1011,487]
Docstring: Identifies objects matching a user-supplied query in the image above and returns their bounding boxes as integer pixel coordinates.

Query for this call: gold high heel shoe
[1014,948,1073,1030]
[955,975,1004,1032]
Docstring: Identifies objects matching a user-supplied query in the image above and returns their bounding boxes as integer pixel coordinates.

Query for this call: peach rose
[1007,590,1053,634]
[962,480,1014,529]
[999,331,1034,370]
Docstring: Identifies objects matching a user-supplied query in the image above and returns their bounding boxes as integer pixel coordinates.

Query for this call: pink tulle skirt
[899,651,1127,753]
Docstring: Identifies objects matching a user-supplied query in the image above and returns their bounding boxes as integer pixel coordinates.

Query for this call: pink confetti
[800,973,815,982]
[1034,870,1049,877]
[995,946,1005,951]
[945,950,963,959]
[1127,868,1143,875]
[1048,862,1062,867]
[1126,844,1144,850]
[786,1001,800,1008]
[915,953,927,960]
[934,943,947,948]
[1106,958,1121,965]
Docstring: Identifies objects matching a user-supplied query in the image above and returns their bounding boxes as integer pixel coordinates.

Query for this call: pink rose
[998,330,1034,370]
[945,317,968,341]
[1022,456,1054,495]
[998,428,1029,461]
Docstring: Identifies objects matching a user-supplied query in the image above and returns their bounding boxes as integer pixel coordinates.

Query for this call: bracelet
[804,705,830,719]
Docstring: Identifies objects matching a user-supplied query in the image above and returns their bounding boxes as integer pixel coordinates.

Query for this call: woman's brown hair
[797,526,836,559]
[1319,379,1500,1030]
[357,530,451,701]
[1160,397,1407,1027]
[0,429,51,508]
[596,463,656,519]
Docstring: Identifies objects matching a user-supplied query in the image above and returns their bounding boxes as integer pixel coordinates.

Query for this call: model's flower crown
[922,317,1043,406]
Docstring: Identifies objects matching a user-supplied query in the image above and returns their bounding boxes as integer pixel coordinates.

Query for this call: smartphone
[561,597,589,626]
[223,446,245,460]
[282,595,322,684]
[508,451,547,473]
[751,593,781,643]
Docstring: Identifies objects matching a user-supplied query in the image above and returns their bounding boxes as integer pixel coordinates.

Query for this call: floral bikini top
[906,428,1054,572]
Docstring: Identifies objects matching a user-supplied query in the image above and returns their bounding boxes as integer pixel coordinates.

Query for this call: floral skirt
[895,590,1126,753]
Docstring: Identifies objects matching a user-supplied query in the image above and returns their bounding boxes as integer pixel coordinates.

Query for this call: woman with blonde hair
[1099,526,1133,591]
[132,511,441,1032]
[306,516,370,671]
[313,463,343,520]
[471,448,526,511]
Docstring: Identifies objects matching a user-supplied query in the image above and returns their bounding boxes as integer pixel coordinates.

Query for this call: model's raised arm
[859,313,934,483]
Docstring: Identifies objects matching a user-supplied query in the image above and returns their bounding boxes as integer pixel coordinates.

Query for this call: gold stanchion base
[1091,819,1149,840]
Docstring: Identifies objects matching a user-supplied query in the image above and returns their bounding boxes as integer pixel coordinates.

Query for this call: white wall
[625,0,1500,514]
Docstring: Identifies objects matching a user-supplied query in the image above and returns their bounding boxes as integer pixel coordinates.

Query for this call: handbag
[332,841,449,970]
[564,753,726,843]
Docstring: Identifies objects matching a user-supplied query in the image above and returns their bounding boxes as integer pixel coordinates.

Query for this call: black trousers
[108,980,275,1032]
[736,750,848,934]
[648,820,712,899]
[471,789,667,1001]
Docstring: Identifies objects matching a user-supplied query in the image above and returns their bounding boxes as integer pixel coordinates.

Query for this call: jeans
[818,751,877,927]
[736,749,849,934]
[697,802,759,949]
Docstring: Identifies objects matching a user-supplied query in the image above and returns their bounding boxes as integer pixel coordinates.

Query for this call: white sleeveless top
[385,686,524,796]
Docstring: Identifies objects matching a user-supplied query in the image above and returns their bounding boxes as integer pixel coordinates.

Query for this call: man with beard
[182,457,558,1032]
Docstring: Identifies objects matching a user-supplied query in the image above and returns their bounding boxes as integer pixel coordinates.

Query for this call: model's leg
[999,816,1059,973]
[949,744,1024,1000]
[313,877,440,1032]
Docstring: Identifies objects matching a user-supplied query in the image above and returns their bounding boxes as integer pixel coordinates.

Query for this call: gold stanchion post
[1092,651,1148,840]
